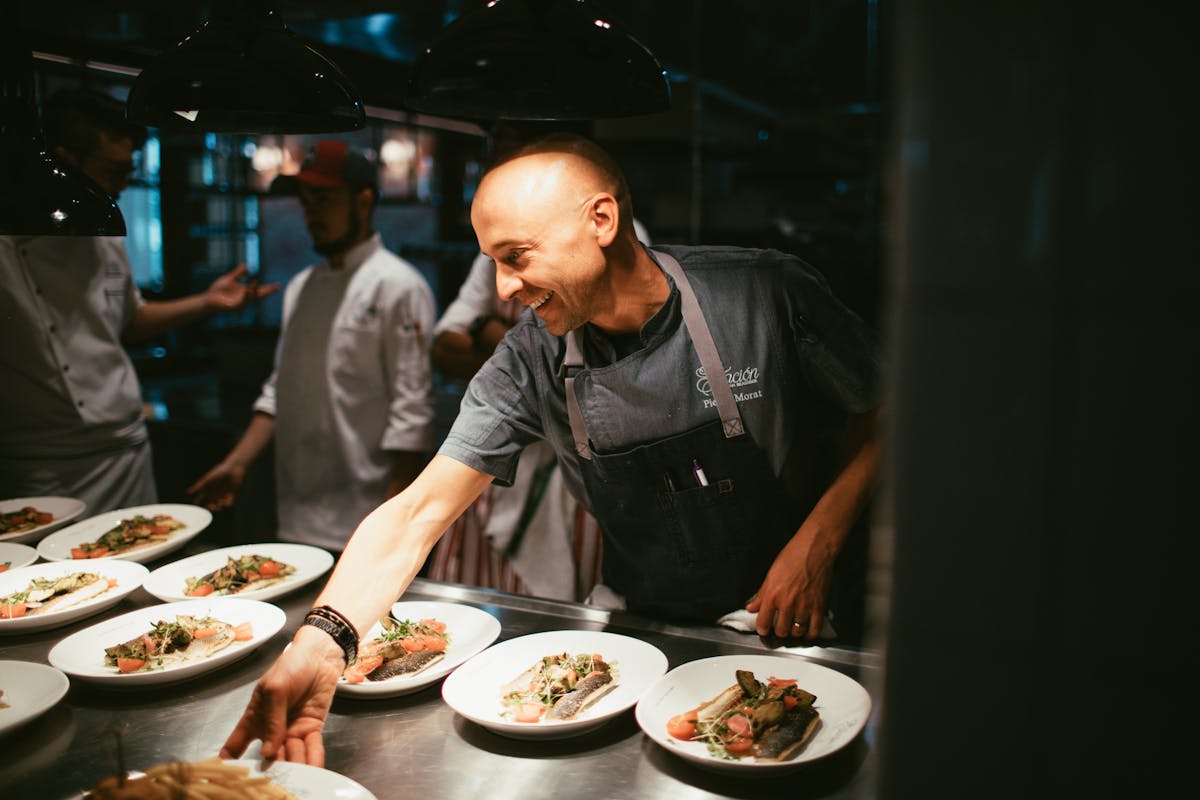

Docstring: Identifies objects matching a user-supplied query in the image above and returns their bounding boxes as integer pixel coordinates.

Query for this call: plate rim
[0,659,71,736]
[634,653,872,772]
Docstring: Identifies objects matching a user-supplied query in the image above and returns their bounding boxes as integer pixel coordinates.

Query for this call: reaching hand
[220,630,344,766]
[187,461,246,511]
[746,529,837,640]
[205,264,280,313]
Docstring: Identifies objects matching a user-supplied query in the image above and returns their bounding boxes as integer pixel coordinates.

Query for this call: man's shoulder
[654,244,818,287]
[358,247,433,292]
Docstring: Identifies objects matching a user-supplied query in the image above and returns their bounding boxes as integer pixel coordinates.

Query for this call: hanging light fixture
[126,0,365,134]
[404,0,671,121]
[0,26,124,236]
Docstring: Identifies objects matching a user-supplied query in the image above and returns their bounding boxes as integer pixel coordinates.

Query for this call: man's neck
[327,231,374,270]
[591,239,669,335]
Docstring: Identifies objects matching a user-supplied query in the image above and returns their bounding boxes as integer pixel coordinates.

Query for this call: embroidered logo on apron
[696,365,764,409]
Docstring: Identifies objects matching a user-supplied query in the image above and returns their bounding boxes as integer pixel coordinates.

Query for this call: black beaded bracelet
[302,606,358,666]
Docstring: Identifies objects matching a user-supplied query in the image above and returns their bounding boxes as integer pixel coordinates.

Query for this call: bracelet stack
[301,605,359,666]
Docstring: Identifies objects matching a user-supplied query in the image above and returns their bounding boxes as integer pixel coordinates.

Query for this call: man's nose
[494,262,522,301]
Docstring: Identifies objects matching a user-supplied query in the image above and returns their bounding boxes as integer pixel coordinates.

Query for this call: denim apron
[563,251,802,622]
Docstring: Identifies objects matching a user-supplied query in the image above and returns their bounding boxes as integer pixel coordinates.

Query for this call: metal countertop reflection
[0,575,879,800]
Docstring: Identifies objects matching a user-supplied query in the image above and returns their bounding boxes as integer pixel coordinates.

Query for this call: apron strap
[653,251,745,439]
[563,249,746,460]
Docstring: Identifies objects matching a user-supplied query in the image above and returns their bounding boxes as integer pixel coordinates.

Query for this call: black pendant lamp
[0,31,124,236]
[126,0,365,133]
[404,0,671,121]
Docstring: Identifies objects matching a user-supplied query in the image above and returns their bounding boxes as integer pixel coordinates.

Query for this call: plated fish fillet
[71,514,185,559]
[501,652,618,723]
[666,669,821,761]
[103,614,253,673]
[184,554,296,596]
[0,571,114,619]
[341,617,449,684]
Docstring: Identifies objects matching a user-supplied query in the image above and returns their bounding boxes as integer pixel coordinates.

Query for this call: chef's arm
[749,405,883,638]
[123,264,280,343]
[432,316,511,381]
[312,455,494,640]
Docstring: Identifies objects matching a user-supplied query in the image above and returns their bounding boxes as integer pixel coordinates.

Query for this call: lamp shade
[404,0,671,121]
[1,31,125,235]
[126,0,364,134]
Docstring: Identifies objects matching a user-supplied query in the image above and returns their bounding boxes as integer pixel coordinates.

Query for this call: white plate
[441,629,668,740]
[635,654,872,774]
[0,496,87,544]
[74,759,379,800]
[0,542,38,572]
[336,600,501,699]
[37,504,212,564]
[0,559,149,635]
[0,660,70,736]
[47,598,286,687]
[143,543,334,603]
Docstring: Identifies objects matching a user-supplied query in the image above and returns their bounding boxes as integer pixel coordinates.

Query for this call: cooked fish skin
[546,670,615,720]
[754,704,821,760]
[32,574,109,615]
[367,650,445,681]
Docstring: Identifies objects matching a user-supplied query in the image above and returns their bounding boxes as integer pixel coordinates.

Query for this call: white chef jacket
[0,236,156,510]
[254,234,435,550]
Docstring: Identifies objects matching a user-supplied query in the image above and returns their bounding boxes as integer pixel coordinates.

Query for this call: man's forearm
[795,406,882,554]
[224,413,276,470]
[432,330,489,380]
[312,455,493,637]
[123,295,213,342]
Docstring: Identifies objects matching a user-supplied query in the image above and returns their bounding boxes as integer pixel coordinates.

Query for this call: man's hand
[220,628,343,766]
[187,461,246,511]
[746,528,838,640]
[205,264,280,313]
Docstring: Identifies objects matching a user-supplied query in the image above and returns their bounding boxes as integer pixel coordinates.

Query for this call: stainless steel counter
[0,574,879,800]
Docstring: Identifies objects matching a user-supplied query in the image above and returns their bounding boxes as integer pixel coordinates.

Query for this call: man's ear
[590,192,619,247]
[356,187,375,218]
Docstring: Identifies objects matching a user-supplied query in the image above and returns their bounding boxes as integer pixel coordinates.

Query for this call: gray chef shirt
[438,245,883,513]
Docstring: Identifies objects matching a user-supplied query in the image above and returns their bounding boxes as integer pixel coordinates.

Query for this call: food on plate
[0,562,9,573]
[183,554,296,597]
[0,689,7,709]
[1,506,54,535]
[71,514,186,559]
[85,756,298,799]
[103,614,253,673]
[0,571,117,619]
[341,617,448,683]
[666,668,821,760]
[500,652,617,723]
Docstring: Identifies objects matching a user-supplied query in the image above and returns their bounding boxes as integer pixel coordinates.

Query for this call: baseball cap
[271,140,378,195]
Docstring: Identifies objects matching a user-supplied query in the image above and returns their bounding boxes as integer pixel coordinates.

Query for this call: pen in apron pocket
[691,458,709,487]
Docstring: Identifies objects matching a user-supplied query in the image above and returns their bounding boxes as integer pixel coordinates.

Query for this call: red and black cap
[271,140,378,195]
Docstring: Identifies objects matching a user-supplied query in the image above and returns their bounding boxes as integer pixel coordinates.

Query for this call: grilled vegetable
[184,554,296,596]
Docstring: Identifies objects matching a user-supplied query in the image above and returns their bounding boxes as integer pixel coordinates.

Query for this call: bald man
[220,135,883,766]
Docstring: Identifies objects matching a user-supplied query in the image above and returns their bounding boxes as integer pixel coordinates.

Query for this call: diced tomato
[515,703,545,723]
[0,564,8,573]
[341,654,384,684]
[34,513,53,524]
[401,636,426,653]
[71,547,89,560]
[257,560,281,577]
[0,603,28,619]
[142,635,157,655]
[186,583,215,597]
[666,710,699,740]
[768,676,798,689]
[233,621,254,641]
[418,633,447,652]
[151,525,172,536]
[724,735,754,755]
[117,658,146,673]
[419,618,446,633]
[782,694,799,710]
[725,713,753,738]
[106,578,119,588]
[193,627,219,639]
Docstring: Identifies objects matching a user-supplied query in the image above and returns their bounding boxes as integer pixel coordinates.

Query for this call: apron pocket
[661,482,752,567]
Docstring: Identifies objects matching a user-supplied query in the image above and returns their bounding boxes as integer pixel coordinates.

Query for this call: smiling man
[220,133,883,766]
